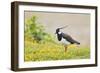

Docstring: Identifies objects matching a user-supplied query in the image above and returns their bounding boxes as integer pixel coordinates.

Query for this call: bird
[55,25,80,52]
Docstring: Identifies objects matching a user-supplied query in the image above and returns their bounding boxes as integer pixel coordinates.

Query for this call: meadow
[24,39,90,61]
[24,16,90,62]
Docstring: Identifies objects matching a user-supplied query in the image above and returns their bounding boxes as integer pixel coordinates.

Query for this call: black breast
[57,34,62,41]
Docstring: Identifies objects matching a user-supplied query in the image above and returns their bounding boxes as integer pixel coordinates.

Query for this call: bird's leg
[64,45,67,52]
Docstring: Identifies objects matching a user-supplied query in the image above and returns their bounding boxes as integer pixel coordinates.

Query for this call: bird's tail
[76,42,80,45]
[71,40,80,45]
[75,41,80,45]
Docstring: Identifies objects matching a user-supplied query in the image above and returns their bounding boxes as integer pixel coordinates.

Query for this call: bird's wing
[61,33,80,44]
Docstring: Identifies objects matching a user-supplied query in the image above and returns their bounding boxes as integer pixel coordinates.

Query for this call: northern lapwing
[55,25,80,52]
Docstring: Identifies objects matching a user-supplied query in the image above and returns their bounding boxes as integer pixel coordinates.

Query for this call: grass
[24,39,90,62]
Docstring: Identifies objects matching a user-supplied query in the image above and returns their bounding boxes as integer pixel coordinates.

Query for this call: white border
[18,5,96,68]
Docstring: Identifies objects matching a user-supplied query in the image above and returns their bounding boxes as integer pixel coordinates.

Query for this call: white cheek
[58,32,62,34]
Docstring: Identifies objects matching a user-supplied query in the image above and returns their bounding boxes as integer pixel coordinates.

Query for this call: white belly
[60,38,70,45]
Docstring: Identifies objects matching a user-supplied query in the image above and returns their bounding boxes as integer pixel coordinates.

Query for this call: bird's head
[55,25,68,34]
[55,28,61,34]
